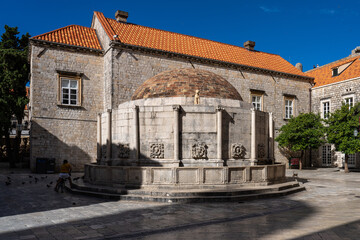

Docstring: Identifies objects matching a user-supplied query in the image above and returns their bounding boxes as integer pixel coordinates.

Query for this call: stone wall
[29,45,104,171]
[311,78,360,168]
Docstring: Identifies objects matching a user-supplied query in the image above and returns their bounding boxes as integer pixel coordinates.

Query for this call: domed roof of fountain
[131,68,242,101]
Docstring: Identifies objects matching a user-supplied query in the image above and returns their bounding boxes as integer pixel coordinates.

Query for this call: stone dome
[131,68,242,101]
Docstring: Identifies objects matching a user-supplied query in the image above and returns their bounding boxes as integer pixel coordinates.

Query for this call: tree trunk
[344,154,349,173]
[5,132,15,168]
[299,151,304,170]
[14,119,22,167]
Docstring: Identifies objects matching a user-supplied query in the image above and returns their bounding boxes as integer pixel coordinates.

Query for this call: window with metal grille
[322,145,332,166]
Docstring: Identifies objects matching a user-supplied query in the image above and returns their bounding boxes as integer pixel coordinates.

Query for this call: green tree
[0,25,30,167]
[326,103,360,173]
[276,113,326,170]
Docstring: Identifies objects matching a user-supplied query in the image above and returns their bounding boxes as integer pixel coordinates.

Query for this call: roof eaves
[114,41,313,81]
[30,38,104,53]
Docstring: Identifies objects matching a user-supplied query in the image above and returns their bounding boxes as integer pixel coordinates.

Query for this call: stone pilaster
[173,105,180,161]
[251,108,257,165]
[133,105,139,163]
[106,109,112,162]
[97,113,102,162]
[269,112,274,164]
[217,106,224,160]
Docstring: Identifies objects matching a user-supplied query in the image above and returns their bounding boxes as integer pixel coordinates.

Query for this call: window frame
[251,93,263,111]
[321,144,332,166]
[342,93,355,109]
[57,74,82,107]
[320,99,331,119]
[283,95,295,119]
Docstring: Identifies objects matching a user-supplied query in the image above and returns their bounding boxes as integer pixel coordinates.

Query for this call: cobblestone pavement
[0,167,360,240]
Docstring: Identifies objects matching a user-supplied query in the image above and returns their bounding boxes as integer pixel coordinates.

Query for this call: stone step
[71,180,300,196]
[67,181,305,203]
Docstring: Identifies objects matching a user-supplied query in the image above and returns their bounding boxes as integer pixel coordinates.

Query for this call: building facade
[29,11,313,171]
[307,47,360,169]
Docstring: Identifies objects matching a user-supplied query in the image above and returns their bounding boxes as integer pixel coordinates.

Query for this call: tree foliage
[326,103,360,155]
[0,25,30,166]
[276,113,326,169]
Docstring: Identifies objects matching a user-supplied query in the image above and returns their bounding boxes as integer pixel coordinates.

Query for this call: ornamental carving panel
[150,143,164,159]
[192,142,208,159]
[101,146,107,159]
[118,143,130,158]
[232,143,246,159]
[258,144,266,158]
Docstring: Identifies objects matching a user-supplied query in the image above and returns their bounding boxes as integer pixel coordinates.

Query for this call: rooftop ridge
[105,17,281,58]
[306,55,360,73]
[94,11,116,41]
[32,24,85,39]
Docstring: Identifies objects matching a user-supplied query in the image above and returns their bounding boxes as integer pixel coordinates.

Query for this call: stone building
[29,10,313,171]
[307,47,360,169]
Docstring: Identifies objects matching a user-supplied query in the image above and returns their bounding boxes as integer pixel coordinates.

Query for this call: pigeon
[7,176,11,180]
[49,181,53,185]
[5,181,10,186]
[46,184,51,188]
[22,182,25,185]
[29,175,33,178]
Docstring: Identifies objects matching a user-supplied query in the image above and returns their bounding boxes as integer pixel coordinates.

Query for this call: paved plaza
[0,167,360,240]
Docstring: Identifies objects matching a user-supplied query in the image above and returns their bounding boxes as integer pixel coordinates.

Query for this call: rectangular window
[252,95,262,111]
[322,101,330,119]
[332,68,338,77]
[58,75,81,106]
[348,154,356,167]
[284,99,293,119]
[322,145,332,166]
[344,97,353,107]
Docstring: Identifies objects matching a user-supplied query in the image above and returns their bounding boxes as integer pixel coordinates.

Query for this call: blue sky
[1,0,359,71]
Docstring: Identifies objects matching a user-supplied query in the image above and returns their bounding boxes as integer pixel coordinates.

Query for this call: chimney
[115,10,128,22]
[244,41,255,51]
[295,63,303,72]
[351,46,360,56]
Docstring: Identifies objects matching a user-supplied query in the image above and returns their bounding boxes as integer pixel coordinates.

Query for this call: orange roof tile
[306,56,360,87]
[32,25,102,50]
[94,12,308,78]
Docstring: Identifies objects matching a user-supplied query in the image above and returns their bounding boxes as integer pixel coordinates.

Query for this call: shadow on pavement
[291,219,360,240]
[0,196,316,239]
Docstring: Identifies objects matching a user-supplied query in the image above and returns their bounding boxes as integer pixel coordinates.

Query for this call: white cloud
[320,9,336,14]
[259,6,280,13]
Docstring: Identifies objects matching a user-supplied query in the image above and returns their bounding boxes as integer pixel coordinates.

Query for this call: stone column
[97,113,102,162]
[173,105,180,161]
[133,105,139,162]
[217,106,224,160]
[251,108,257,165]
[106,109,112,162]
[269,112,274,164]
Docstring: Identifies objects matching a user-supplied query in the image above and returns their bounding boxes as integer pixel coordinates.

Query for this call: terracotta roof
[306,55,360,87]
[132,68,242,101]
[94,12,308,78]
[32,25,102,50]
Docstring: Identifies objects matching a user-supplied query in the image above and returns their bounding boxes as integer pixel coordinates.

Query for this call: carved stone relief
[150,143,164,159]
[101,145,107,159]
[258,144,266,158]
[231,143,246,159]
[192,142,208,159]
[118,143,130,158]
